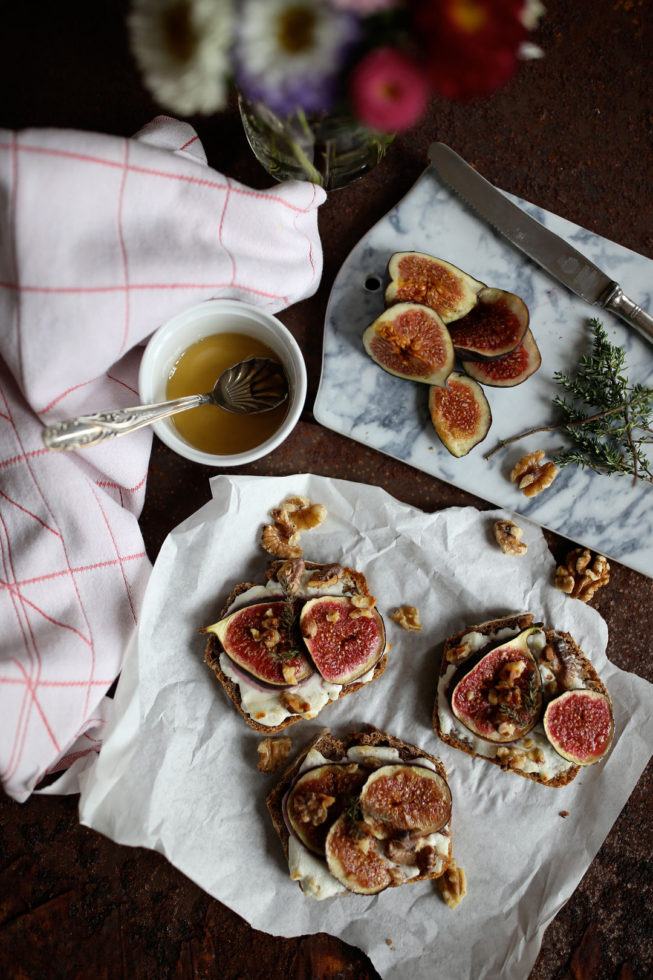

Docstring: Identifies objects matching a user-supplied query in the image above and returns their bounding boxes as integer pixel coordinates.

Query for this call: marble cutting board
[314,164,653,578]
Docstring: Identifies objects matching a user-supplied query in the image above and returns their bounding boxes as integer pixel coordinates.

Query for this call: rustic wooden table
[1,2,651,978]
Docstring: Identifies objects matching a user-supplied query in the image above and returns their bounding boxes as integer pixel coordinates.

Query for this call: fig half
[286,763,366,855]
[362,302,454,386]
[543,689,614,766]
[299,596,386,685]
[360,765,451,839]
[462,329,541,387]
[325,813,393,895]
[428,372,492,457]
[385,251,485,323]
[450,628,543,743]
[447,287,529,361]
[209,600,313,687]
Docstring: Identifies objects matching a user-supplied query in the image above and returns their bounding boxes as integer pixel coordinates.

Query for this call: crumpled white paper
[76,474,653,980]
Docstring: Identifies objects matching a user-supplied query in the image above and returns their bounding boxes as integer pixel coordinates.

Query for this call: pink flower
[350,46,430,132]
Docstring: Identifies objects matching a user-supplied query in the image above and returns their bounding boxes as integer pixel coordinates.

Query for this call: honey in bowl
[165,333,288,455]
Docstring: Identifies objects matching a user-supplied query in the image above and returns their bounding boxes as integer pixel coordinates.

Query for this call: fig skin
[543,689,614,765]
[462,329,541,387]
[450,628,543,743]
[210,601,313,687]
[447,287,529,361]
[428,372,492,458]
[299,596,386,685]
[385,251,485,323]
[362,302,454,386]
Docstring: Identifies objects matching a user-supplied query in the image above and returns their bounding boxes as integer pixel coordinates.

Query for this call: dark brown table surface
[1,3,651,978]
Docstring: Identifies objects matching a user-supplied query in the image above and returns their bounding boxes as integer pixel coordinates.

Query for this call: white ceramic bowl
[138,299,307,466]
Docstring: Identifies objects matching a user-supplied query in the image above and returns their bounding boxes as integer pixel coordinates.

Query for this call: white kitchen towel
[0,116,326,802]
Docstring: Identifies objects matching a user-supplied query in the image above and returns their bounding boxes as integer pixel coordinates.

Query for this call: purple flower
[234,0,362,117]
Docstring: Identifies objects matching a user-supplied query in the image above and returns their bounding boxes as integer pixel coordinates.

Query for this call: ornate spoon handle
[42,393,210,451]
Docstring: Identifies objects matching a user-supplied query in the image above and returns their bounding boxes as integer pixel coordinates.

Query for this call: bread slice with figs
[433,613,614,787]
[202,558,388,733]
[267,727,464,904]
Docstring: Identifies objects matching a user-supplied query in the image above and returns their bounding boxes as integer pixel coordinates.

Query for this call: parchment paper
[77,474,653,980]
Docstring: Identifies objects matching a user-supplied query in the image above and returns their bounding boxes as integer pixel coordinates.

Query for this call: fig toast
[202,559,388,733]
[267,727,463,903]
[433,614,613,787]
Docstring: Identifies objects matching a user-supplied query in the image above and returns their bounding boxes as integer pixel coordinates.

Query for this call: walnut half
[390,606,422,631]
[256,736,292,773]
[493,519,528,555]
[437,859,467,910]
[554,547,610,602]
[510,450,558,498]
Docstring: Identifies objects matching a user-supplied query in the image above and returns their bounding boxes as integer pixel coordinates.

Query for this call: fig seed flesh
[300,596,386,684]
[448,287,529,361]
[210,601,313,686]
[428,372,492,457]
[362,302,454,386]
[385,251,484,323]
[543,689,614,765]
[462,329,541,387]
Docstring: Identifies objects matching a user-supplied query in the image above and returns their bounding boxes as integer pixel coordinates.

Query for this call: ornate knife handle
[42,394,210,451]
[603,284,653,346]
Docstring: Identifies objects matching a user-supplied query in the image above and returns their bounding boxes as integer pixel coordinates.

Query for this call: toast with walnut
[202,558,388,733]
[433,613,614,787]
[267,726,464,904]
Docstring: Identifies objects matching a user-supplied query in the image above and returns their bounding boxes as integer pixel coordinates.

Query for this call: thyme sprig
[484,319,653,485]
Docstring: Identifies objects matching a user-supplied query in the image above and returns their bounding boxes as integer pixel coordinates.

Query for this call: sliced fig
[385,251,485,323]
[362,302,454,386]
[447,287,529,361]
[543,689,614,766]
[359,765,451,839]
[209,600,313,687]
[325,812,393,894]
[462,328,541,387]
[299,596,386,685]
[450,628,543,743]
[286,763,366,855]
[428,372,492,457]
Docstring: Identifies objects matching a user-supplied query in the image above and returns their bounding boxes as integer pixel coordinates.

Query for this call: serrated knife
[428,142,653,346]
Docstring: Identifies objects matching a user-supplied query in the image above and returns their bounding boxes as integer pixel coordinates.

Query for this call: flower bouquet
[128,0,545,188]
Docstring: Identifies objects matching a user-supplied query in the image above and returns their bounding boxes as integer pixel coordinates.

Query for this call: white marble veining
[315,166,653,578]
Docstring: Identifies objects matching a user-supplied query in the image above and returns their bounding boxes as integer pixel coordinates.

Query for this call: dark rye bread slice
[433,613,612,787]
[267,726,452,888]
[203,561,388,734]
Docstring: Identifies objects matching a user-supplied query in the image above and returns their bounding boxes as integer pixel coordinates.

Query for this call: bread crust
[203,562,388,733]
[267,726,452,891]
[433,614,612,788]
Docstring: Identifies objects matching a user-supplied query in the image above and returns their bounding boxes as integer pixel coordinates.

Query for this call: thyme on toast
[267,579,302,663]
[483,319,653,485]
[496,669,539,725]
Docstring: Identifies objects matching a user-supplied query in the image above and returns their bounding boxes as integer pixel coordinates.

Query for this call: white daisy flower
[234,0,362,116]
[128,0,234,116]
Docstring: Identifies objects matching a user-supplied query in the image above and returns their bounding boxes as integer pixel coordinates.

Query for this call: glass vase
[237,93,394,190]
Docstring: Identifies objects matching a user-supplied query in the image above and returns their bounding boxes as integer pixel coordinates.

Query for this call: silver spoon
[42,357,289,452]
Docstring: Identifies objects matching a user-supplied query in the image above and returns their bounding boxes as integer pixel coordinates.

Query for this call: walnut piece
[280,691,312,715]
[554,547,610,602]
[390,606,422,631]
[438,859,467,910]
[496,746,527,770]
[276,558,306,595]
[256,736,292,773]
[293,790,336,826]
[306,563,343,589]
[261,522,302,559]
[493,519,528,555]
[510,450,558,498]
[261,496,327,558]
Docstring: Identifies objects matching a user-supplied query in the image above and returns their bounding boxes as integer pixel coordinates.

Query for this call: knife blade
[428,142,653,347]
